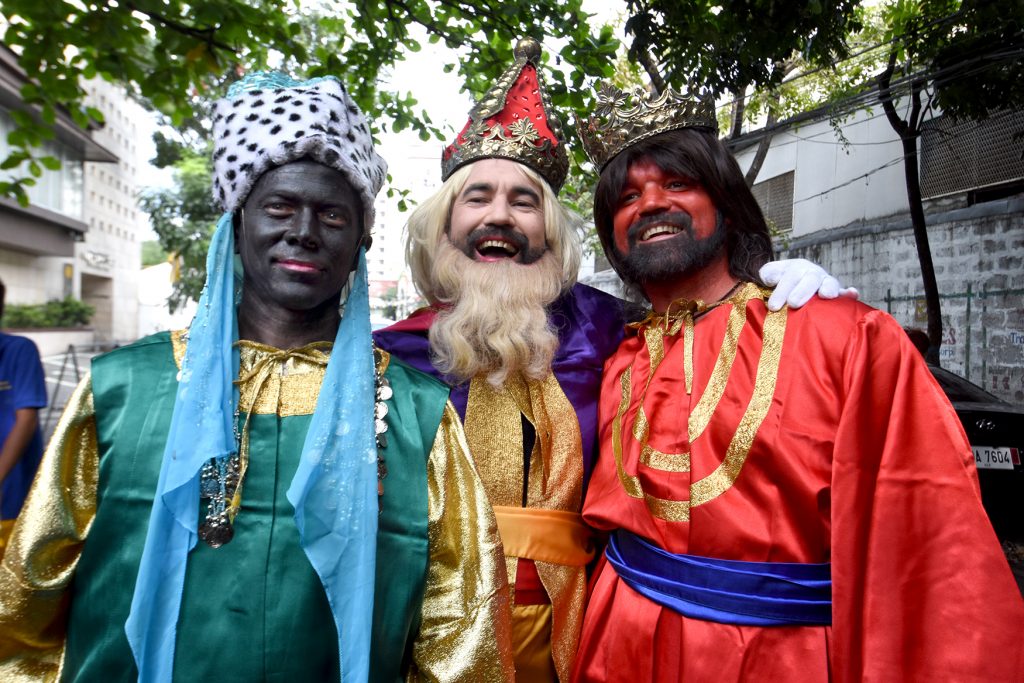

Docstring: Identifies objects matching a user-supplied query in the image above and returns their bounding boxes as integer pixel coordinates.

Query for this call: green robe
[46,332,450,682]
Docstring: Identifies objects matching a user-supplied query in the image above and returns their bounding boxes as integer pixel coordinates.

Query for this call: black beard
[611,211,728,289]
[454,226,547,265]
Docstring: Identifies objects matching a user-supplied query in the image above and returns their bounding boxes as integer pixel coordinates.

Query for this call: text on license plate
[973,446,1020,470]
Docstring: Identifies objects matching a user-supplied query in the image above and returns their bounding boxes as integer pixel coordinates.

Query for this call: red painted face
[611,158,719,256]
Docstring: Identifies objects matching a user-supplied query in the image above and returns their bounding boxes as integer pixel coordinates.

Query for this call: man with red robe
[572,84,1024,682]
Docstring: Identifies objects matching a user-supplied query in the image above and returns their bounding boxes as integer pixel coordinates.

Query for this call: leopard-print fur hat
[211,72,387,234]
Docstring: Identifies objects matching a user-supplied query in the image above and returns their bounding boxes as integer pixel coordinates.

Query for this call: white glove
[759,259,859,312]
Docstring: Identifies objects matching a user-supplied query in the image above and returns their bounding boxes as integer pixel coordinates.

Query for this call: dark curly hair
[593,127,773,288]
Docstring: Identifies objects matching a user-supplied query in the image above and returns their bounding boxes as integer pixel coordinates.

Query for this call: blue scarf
[125,213,378,682]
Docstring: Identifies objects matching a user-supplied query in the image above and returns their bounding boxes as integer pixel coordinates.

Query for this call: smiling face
[612,158,719,252]
[236,160,363,317]
[609,157,727,292]
[447,158,547,264]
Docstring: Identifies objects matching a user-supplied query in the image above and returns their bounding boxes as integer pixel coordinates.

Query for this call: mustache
[458,225,546,265]
[463,226,529,252]
[627,211,693,243]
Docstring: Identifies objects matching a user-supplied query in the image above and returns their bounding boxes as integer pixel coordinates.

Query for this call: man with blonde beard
[376,41,619,683]
[375,39,847,683]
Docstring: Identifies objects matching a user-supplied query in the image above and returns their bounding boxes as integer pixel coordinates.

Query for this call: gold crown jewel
[578,82,718,171]
[441,37,569,192]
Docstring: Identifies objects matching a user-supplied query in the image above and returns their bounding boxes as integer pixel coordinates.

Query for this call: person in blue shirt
[0,278,47,556]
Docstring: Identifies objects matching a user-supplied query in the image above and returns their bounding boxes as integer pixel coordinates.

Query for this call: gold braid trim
[612,283,787,522]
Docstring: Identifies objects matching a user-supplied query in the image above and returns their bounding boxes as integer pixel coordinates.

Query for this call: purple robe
[373,283,630,487]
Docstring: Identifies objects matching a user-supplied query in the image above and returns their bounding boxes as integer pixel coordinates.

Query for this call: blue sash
[606,530,832,626]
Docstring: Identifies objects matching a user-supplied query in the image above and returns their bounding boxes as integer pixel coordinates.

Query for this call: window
[751,171,794,237]
[921,109,1024,200]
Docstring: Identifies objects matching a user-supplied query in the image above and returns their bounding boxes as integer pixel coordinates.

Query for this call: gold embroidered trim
[633,407,691,473]
[643,493,692,522]
[626,284,760,469]
[235,341,332,416]
[465,372,584,511]
[170,332,391,418]
[613,367,643,500]
[463,370,586,683]
[689,306,787,508]
[688,300,747,442]
[683,316,695,394]
[631,322,690,472]
[611,284,788,522]
[465,376,526,507]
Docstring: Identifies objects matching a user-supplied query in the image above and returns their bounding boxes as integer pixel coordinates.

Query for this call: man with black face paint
[375,39,853,683]
[572,84,1024,682]
[0,72,513,683]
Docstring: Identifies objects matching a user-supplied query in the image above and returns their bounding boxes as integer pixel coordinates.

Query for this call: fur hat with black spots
[211,72,387,236]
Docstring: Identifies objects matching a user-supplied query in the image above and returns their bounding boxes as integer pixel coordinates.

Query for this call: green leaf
[9,109,34,128]
[0,154,27,170]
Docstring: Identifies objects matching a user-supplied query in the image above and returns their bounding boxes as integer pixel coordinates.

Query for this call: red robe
[575,285,1024,682]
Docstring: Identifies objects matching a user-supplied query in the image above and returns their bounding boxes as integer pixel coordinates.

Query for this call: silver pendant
[199,518,234,548]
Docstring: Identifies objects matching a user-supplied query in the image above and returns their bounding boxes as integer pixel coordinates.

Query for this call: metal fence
[884,286,1024,399]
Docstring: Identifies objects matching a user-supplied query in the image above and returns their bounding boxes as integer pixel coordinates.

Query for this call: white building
[0,46,115,316]
[731,106,1024,405]
[369,138,438,319]
[77,79,150,343]
[0,45,149,346]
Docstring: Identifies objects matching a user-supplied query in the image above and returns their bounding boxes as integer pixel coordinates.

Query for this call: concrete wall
[11,328,95,358]
[781,197,1024,404]
[0,251,60,303]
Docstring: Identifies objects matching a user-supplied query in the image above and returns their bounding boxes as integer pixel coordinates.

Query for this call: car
[928,364,1024,542]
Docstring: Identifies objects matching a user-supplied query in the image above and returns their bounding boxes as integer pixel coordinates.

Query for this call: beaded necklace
[198,344,390,548]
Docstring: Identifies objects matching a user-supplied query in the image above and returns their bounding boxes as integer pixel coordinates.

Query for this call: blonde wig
[403,161,583,386]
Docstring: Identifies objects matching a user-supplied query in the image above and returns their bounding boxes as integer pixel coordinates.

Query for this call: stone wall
[781,197,1024,405]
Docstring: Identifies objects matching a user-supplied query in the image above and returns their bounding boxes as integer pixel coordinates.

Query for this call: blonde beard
[429,240,564,388]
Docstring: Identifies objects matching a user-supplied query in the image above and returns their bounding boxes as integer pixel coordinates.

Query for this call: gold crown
[441,38,569,192]
[578,82,718,171]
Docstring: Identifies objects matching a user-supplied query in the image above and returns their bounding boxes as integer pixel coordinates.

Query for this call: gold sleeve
[410,401,515,683]
[0,374,98,682]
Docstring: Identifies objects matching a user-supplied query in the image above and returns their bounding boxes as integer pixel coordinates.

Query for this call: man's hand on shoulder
[760,259,859,312]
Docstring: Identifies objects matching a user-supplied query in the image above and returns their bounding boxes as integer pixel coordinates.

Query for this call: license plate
[973,446,1020,471]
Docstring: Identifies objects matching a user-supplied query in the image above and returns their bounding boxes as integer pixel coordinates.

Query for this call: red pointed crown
[441,38,568,192]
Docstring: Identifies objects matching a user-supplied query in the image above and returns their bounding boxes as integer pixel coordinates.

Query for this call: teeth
[641,226,682,241]
[478,239,517,254]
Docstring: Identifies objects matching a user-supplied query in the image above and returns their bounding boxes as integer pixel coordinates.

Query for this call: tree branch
[124,3,233,54]
[633,41,666,95]
[878,47,910,139]
[729,92,745,139]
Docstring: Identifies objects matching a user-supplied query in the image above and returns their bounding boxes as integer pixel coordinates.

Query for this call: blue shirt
[0,332,47,520]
